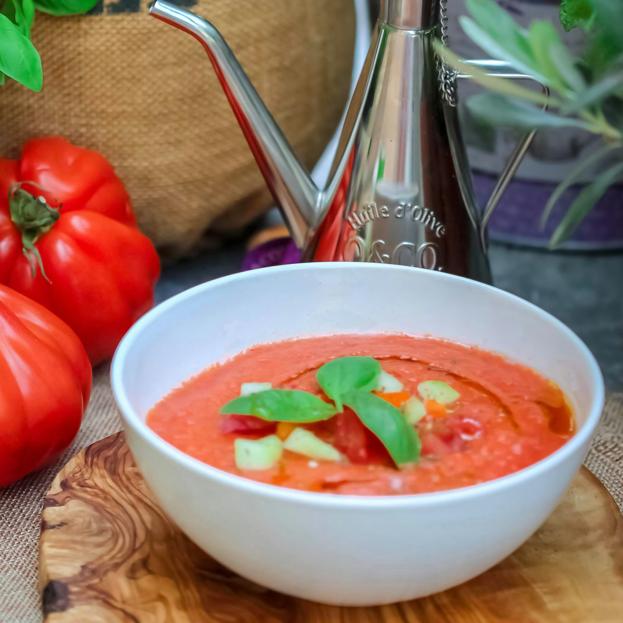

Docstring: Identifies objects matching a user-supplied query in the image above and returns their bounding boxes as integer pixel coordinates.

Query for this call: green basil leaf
[20,0,34,36]
[466,93,591,131]
[344,391,421,467]
[33,0,99,16]
[221,389,337,423]
[0,72,5,86]
[0,13,41,91]
[1,0,35,36]
[316,356,380,411]
[550,161,623,247]
[560,0,594,31]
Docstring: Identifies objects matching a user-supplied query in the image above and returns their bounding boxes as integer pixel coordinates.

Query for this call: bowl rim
[111,262,605,509]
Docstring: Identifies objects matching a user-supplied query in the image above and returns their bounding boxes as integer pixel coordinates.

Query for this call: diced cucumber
[234,435,282,470]
[283,428,342,462]
[240,382,273,396]
[417,380,460,405]
[376,369,404,392]
[403,396,426,424]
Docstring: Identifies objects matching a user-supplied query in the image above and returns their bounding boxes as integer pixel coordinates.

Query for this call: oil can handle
[458,60,549,246]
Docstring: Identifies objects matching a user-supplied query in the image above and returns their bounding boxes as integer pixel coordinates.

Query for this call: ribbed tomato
[0,285,91,487]
[0,137,160,364]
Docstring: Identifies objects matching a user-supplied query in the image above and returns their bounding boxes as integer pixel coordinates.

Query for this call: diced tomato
[334,409,369,463]
[220,414,276,435]
[374,391,411,408]
[438,427,466,452]
[421,433,451,457]
[420,416,466,457]
[333,408,390,464]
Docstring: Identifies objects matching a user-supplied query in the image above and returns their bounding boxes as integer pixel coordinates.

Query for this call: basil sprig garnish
[221,389,337,423]
[220,356,422,467]
[343,391,421,466]
[0,0,100,91]
[316,356,380,410]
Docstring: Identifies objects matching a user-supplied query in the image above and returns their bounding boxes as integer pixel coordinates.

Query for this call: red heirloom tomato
[334,408,390,464]
[0,137,160,364]
[220,414,276,435]
[0,285,92,487]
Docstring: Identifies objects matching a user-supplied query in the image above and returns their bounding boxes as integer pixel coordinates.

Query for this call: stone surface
[491,245,622,390]
[156,242,623,390]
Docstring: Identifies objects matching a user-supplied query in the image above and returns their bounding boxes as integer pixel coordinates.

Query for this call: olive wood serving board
[40,432,623,623]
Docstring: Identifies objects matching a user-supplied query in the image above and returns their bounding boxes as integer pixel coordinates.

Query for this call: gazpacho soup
[148,335,574,495]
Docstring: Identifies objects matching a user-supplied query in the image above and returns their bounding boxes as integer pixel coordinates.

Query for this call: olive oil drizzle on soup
[148,335,573,495]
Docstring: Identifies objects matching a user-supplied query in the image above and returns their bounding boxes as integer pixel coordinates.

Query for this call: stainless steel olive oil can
[151,0,539,281]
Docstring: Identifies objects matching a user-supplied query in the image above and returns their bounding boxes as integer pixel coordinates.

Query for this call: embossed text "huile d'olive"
[347,202,446,239]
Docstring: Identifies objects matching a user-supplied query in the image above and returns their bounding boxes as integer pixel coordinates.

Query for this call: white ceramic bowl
[111,263,604,606]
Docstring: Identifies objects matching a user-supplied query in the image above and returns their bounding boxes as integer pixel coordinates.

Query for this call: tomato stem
[9,185,59,283]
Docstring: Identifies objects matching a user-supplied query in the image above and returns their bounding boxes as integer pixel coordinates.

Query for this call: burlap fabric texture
[0,0,355,258]
[1,367,622,623]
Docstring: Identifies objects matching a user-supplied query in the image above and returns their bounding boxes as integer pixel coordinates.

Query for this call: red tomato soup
[147,335,574,495]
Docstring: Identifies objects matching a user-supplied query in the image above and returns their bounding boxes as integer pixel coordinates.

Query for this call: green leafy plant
[0,0,99,91]
[436,0,623,247]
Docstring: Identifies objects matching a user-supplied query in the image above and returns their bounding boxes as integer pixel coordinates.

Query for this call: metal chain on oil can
[437,0,458,107]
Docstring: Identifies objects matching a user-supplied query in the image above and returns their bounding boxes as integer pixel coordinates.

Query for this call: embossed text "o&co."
[345,237,444,271]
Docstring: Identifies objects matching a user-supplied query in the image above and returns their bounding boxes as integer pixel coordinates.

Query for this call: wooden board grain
[40,432,623,623]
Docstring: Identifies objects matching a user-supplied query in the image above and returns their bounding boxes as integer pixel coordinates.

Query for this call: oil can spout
[149,0,322,246]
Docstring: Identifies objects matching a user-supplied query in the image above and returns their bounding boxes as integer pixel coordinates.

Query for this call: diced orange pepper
[425,399,447,418]
[374,391,411,408]
[276,422,296,440]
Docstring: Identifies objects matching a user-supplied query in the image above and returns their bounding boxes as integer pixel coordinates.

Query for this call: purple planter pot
[474,173,623,252]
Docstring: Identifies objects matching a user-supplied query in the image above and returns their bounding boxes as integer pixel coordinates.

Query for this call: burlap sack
[0,0,355,258]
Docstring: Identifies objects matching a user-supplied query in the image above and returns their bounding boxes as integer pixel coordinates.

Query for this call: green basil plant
[436,0,623,247]
[0,0,99,91]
